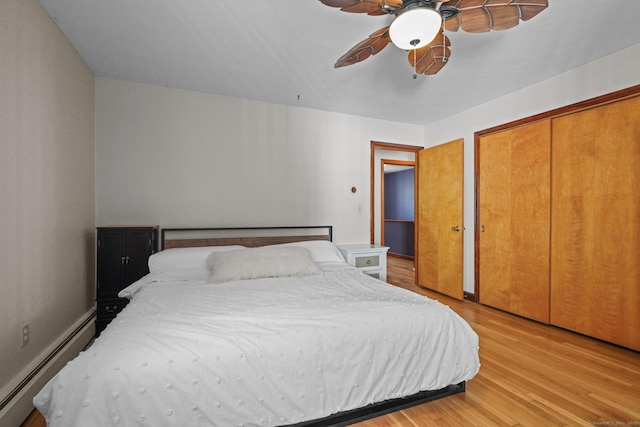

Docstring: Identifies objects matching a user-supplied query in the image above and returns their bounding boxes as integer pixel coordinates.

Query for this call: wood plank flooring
[19,410,42,427]
[22,256,640,426]
[355,256,640,426]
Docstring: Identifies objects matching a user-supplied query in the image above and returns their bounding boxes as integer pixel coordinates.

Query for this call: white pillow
[148,245,245,273]
[207,246,321,284]
[268,240,346,263]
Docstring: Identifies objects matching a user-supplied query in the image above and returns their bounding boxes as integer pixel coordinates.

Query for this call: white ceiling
[39,0,640,127]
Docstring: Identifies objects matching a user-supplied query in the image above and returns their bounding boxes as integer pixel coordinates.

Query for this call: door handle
[451,226,461,232]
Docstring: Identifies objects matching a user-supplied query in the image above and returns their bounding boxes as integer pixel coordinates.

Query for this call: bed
[34,226,480,426]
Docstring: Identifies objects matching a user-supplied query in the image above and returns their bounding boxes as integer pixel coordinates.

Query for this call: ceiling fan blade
[487,4,520,30]
[445,0,548,33]
[408,31,452,75]
[517,0,548,21]
[319,0,402,16]
[335,27,391,68]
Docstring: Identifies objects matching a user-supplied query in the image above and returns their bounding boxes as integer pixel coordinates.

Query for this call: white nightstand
[338,244,390,281]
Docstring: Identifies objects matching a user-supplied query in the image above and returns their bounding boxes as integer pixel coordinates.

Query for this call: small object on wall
[351,186,357,193]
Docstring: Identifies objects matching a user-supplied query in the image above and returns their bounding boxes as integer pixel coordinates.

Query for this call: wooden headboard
[160,226,333,250]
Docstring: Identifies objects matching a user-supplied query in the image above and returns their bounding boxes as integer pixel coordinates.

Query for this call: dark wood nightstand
[96,225,158,335]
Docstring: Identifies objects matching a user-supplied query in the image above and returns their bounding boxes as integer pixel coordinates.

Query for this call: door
[126,229,155,283]
[416,139,464,299]
[551,96,640,350]
[97,229,127,299]
[477,120,551,322]
[97,228,154,299]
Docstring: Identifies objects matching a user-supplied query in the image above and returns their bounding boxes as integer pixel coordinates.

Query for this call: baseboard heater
[0,311,96,425]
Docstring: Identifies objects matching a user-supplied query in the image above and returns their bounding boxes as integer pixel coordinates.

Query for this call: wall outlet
[21,324,29,347]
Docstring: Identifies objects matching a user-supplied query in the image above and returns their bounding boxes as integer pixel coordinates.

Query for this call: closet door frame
[473,84,640,298]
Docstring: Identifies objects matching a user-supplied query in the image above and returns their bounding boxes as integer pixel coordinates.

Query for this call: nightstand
[337,244,390,281]
[96,225,158,336]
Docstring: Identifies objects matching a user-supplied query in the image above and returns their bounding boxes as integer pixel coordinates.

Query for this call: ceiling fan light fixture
[389,7,441,50]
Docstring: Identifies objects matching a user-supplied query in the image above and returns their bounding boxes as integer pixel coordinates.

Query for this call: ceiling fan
[320,0,549,77]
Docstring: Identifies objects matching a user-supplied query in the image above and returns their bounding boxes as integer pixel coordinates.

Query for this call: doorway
[370,141,422,285]
[382,160,415,260]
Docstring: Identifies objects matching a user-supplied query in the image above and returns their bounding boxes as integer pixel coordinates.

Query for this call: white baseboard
[0,311,95,427]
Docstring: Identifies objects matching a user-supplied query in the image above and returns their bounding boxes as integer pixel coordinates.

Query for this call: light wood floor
[355,256,640,426]
[22,256,640,426]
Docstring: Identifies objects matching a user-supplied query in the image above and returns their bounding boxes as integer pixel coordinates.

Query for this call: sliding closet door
[416,139,463,300]
[551,96,640,351]
[477,120,551,322]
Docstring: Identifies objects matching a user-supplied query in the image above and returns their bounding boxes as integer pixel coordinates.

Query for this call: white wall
[95,78,424,244]
[423,43,640,293]
[0,0,95,423]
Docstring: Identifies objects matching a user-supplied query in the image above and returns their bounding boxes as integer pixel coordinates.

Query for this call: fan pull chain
[410,39,419,79]
[442,21,447,64]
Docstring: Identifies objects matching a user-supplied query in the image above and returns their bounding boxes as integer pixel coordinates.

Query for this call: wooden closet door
[416,139,463,300]
[551,96,640,351]
[477,120,551,322]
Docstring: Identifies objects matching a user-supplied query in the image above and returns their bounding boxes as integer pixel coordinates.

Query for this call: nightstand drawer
[98,298,129,319]
[355,255,380,268]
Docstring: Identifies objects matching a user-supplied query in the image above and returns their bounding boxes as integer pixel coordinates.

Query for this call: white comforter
[34,265,479,427]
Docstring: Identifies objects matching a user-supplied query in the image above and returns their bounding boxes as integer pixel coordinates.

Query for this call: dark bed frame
[160,226,466,426]
[161,225,334,250]
[289,383,465,427]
